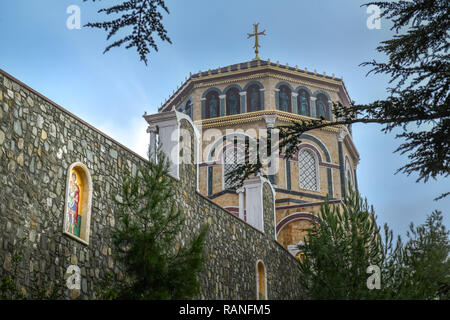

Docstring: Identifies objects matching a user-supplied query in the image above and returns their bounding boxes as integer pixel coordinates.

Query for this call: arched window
[278,85,292,112]
[256,261,267,300]
[64,162,93,244]
[205,91,220,119]
[223,144,244,190]
[345,158,354,191]
[246,84,261,112]
[185,100,192,119]
[226,88,241,116]
[298,148,319,191]
[297,89,310,116]
[316,94,330,120]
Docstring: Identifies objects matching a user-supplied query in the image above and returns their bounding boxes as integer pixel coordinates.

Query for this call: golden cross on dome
[247,23,266,61]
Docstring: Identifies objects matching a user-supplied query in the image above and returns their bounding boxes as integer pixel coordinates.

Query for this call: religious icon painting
[63,162,93,245]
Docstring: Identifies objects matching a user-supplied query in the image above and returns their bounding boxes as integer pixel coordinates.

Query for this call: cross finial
[247,23,266,61]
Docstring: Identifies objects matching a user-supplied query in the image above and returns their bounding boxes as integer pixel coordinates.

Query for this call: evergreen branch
[83,0,172,65]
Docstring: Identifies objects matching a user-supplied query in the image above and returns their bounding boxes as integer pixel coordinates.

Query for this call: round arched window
[226,88,241,116]
[205,91,220,119]
[316,94,330,120]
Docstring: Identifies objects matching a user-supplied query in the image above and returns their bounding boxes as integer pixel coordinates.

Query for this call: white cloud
[96,117,149,160]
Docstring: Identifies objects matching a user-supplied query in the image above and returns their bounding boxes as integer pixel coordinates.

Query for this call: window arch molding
[294,85,313,96]
[63,162,93,245]
[256,260,268,300]
[223,84,243,93]
[293,143,324,164]
[275,81,294,91]
[312,89,332,101]
[243,80,264,91]
[207,133,257,162]
[276,212,319,238]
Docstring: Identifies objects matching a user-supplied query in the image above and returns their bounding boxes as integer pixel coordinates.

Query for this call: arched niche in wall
[63,162,93,245]
[256,260,267,300]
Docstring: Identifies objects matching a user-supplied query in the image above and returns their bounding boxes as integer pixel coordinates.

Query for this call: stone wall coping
[0,68,148,164]
[195,190,266,236]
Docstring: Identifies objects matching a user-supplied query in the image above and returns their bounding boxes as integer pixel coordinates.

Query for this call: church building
[144,25,359,259]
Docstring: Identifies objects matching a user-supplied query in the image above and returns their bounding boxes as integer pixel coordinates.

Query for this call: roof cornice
[159,59,349,113]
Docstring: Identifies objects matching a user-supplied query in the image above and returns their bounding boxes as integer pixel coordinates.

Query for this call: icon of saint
[67,171,80,236]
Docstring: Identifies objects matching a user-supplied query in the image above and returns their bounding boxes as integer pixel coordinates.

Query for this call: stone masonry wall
[0,70,302,300]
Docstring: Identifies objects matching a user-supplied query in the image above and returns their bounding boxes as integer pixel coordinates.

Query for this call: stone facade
[0,69,303,300]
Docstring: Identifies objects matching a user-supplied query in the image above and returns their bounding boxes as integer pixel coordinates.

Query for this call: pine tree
[298,188,450,299]
[298,189,385,299]
[102,148,207,300]
[385,211,450,299]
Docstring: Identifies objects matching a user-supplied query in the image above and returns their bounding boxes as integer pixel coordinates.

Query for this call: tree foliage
[298,188,449,299]
[98,148,208,300]
[83,0,172,65]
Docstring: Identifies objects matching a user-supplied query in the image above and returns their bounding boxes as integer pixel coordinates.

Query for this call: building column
[338,128,348,198]
[207,166,213,197]
[310,96,317,118]
[328,99,333,121]
[243,177,264,232]
[236,187,245,221]
[201,97,206,119]
[291,92,298,114]
[260,88,265,110]
[263,115,278,186]
[146,125,158,162]
[219,94,226,117]
[274,88,280,110]
[239,91,246,113]
[286,158,291,190]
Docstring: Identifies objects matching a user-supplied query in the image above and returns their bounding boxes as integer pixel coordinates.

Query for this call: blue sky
[0,0,448,237]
